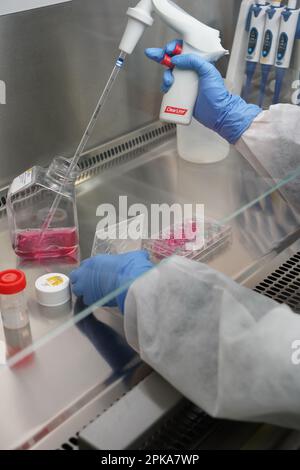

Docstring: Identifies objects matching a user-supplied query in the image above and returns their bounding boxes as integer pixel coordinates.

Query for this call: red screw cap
[0,270,26,295]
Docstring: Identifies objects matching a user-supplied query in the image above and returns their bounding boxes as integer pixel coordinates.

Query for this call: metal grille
[76,121,175,184]
[60,436,79,451]
[254,252,300,313]
[139,403,218,451]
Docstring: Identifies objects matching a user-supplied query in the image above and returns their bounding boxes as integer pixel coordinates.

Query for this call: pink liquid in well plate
[14,228,78,260]
[153,221,201,259]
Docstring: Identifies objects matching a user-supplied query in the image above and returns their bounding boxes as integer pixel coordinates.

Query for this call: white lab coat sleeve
[124,256,300,430]
[235,104,300,210]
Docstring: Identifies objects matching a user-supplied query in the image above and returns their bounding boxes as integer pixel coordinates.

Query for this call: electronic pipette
[243,1,269,102]
[273,0,300,104]
[258,1,285,107]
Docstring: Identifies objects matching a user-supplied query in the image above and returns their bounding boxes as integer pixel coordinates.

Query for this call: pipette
[38,52,126,244]
[258,1,285,107]
[273,0,300,104]
[243,1,269,102]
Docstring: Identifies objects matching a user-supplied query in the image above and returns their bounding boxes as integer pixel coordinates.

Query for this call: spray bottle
[119,0,230,163]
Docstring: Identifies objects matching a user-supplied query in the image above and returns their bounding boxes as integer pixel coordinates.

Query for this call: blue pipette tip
[258,64,272,108]
[273,67,286,105]
[243,61,257,102]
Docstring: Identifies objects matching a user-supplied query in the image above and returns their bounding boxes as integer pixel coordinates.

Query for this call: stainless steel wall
[0,0,241,187]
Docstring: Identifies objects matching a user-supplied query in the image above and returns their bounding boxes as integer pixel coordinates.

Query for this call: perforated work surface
[254,252,300,313]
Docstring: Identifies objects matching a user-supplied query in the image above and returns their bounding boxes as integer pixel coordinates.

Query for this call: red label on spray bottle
[164,106,188,116]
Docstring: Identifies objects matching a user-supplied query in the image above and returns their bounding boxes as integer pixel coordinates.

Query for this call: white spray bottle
[119,0,230,164]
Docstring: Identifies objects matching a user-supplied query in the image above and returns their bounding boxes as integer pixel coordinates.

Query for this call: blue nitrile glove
[145,40,262,144]
[70,251,154,314]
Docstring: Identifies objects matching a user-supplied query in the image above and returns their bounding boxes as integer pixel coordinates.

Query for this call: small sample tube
[0,270,33,362]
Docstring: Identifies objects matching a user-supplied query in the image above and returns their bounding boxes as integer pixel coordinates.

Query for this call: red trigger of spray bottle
[160,43,183,69]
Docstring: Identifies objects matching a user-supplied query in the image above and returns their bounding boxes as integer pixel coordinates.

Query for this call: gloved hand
[70,251,154,314]
[145,40,262,145]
